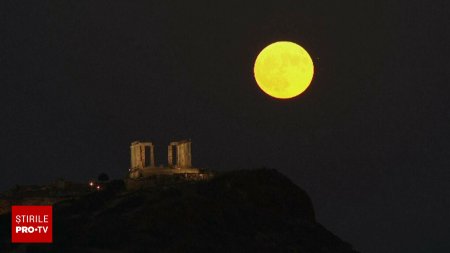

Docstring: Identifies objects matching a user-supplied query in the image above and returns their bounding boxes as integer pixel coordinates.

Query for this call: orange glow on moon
[254,41,314,99]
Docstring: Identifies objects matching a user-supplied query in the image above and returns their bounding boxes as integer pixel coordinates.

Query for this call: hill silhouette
[0,169,359,253]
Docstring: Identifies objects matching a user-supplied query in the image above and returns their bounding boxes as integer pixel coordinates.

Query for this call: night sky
[1,1,448,252]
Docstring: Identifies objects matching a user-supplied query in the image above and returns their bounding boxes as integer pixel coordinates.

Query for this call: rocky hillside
[0,169,359,253]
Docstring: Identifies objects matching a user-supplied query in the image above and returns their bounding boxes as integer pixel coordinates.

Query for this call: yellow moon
[254,41,314,99]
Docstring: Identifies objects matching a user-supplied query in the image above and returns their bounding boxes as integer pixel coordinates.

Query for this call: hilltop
[0,169,359,253]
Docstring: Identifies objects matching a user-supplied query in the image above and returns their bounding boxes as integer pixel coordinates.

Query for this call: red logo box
[11,205,53,243]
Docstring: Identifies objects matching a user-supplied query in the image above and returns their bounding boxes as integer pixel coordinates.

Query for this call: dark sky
[1,0,448,252]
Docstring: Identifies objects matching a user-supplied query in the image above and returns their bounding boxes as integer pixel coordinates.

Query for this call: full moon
[254,41,314,99]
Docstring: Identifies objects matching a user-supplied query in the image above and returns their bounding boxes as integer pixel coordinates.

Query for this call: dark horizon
[1,1,448,252]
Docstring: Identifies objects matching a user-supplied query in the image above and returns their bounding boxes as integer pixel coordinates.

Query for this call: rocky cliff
[0,169,359,253]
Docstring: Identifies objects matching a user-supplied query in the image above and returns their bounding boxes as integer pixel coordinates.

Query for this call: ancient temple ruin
[168,140,192,168]
[128,140,200,179]
[130,141,155,169]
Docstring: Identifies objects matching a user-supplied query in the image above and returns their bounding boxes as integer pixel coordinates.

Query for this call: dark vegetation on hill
[0,169,359,253]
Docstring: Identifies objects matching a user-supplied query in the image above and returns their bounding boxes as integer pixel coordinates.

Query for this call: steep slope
[0,169,358,253]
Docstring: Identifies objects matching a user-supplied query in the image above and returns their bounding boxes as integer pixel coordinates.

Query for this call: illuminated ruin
[128,140,202,180]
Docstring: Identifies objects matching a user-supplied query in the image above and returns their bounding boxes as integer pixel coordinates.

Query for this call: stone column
[150,144,155,167]
[186,142,192,168]
[177,144,182,167]
[137,144,143,168]
[130,145,135,168]
[168,144,173,167]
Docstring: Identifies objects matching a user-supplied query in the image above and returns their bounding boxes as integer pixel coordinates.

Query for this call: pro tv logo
[11,206,53,243]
